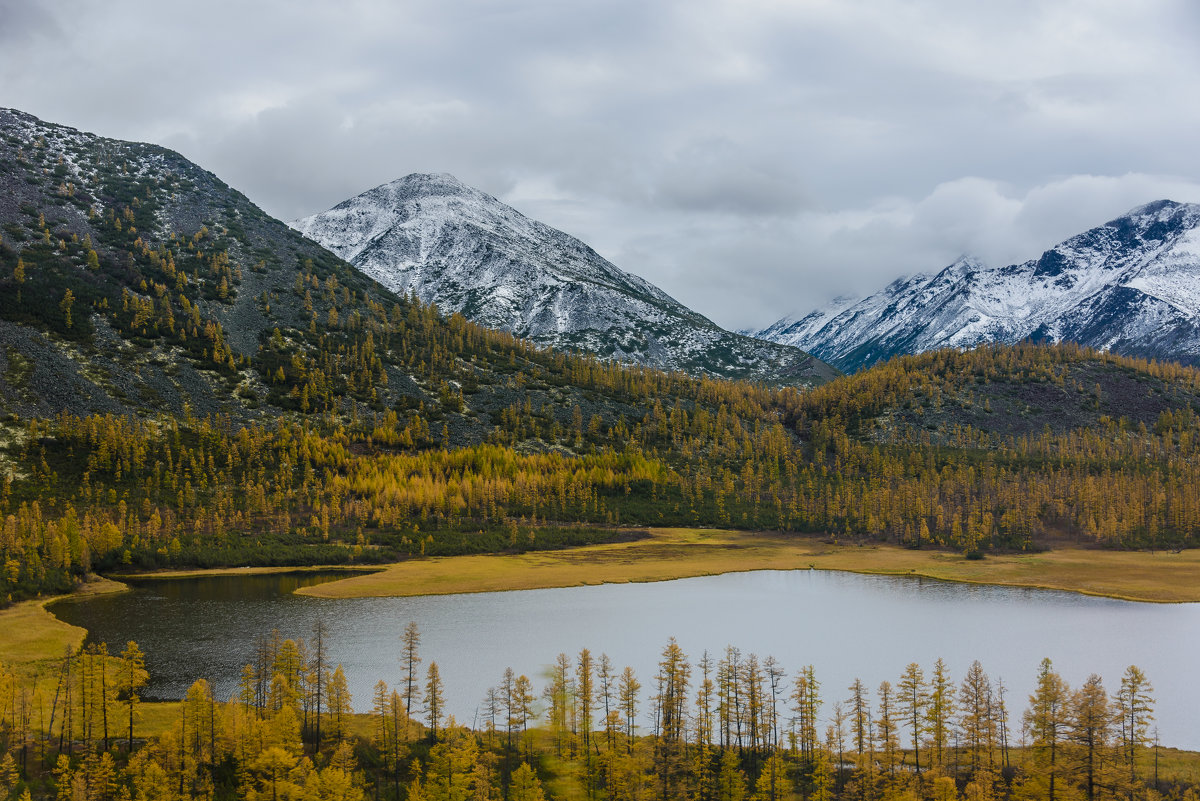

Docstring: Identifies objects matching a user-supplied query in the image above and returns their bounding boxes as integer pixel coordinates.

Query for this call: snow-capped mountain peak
[750,201,1200,372]
[294,174,836,384]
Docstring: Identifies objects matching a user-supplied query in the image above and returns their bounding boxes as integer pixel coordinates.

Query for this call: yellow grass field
[0,575,184,739]
[295,527,1200,602]
[0,574,128,674]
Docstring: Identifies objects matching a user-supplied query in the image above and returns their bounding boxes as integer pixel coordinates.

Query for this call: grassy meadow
[295,527,1200,602]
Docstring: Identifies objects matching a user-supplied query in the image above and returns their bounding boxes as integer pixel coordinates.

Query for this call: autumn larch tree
[310,619,327,748]
[402,621,422,723]
[326,665,351,744]
[1069,673,1113,801]
[118,641,147,754]
[927,657,956,770]
[1116,665,1154,801]
[1025,658,1070,801]
[958,659,995,778]
[425,661,445,740]
[898,662,927,775]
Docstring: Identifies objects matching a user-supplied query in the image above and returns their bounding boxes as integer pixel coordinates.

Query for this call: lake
[50,569,1200,749]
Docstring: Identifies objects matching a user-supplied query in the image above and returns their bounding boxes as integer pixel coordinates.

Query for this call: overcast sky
[4,0,1200,330]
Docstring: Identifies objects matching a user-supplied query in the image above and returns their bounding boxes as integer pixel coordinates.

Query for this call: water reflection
[50,569,1200,749]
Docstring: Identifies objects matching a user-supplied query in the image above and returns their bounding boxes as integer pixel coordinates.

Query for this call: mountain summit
[752,200,1200,372]
[293,174,835,385]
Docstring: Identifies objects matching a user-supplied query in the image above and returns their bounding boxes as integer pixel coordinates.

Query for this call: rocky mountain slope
[0,111,579,427]
[0,107,358,421]
[293,173,835,385]
[753,200,1200,372]
[9,108,1200,597]
[0,108,825,459]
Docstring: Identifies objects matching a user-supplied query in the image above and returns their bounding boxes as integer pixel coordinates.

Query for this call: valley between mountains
[2,105,1199,793]
[5,107,1200,604]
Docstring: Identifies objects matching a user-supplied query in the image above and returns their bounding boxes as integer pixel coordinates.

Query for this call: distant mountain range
[750,200,1200,372]
[9,100,1200,401]
[11,105,1200,584]
[293,174,836,385]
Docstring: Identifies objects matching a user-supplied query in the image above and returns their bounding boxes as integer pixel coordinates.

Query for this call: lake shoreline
[49,548,1200,753]
[11,528,1197,670]
[289,527,1200,604]
[22,538,1200,753]
[0,574,129,674]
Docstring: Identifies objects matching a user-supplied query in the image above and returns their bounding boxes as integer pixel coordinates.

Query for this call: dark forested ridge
[8,337,1200,601]
[790,343,1200,553]
[0,625,1176,801]
[6,108,1200,602]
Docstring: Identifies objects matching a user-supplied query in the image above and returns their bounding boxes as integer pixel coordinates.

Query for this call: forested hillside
[0,108,809,600]
[6,109,1200,604]
[8,338,1200,602]
[790,343,1200,553]
[0,109,789,593]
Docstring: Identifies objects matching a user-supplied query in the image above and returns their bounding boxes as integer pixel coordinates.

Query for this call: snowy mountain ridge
[294,173,836,385]
[751,200,1200,372]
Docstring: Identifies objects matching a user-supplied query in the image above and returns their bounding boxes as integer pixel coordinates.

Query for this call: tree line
[0,624,1173,801]
[10,341,1200,600]
[11,114,1200,601]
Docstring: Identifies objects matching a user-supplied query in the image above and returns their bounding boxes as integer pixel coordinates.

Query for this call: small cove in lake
[50,569,1200,749]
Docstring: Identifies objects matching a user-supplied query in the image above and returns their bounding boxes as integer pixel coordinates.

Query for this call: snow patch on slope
[295,173,836,384]
[750,201,1200,371]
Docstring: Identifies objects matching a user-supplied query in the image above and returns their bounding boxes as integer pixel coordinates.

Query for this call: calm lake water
[50,569,1200,749]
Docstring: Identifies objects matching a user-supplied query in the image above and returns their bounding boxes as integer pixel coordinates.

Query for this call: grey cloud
[3,0,1199,332]
[0,0,58,45]
[651,141,810,216]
